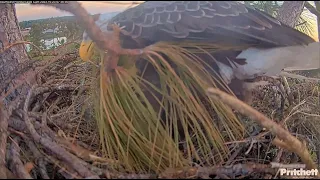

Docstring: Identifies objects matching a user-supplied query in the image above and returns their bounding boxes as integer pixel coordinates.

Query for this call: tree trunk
[0,4,29,105]
[315,1,320,41]
[277,1,306,27]
[0,4,28,83]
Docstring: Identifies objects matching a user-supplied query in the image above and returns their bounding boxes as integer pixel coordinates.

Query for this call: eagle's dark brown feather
[107,1,315,48]
[98,1,317,104]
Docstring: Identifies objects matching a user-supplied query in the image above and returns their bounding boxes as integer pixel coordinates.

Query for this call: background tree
[244,1,281,16]
[245,1,317,39]
[277,1,306,27]
[29,23,46,51]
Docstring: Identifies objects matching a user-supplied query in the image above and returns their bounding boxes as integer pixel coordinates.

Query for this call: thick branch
[24,137,49,179]
[9,137,32,179]
[23,86,99,178]
[206,88,318,172]
[159,163,275,179]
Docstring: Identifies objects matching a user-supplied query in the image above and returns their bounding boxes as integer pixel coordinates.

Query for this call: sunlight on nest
[88,41,250,173]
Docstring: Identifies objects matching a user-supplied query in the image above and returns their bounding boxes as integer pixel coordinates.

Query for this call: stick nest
[1,46,319,179]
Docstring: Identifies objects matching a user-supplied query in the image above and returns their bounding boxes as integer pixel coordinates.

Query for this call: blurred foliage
[21,16,84,55]
[244,1,316,38]
[244,1,281,17]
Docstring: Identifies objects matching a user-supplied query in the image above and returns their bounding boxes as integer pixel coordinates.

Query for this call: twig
[270,162,306,169]
[35,50,78,81]
[17,84,87,113]
[8,137,32,179]
[0,41,44,60]
[29,40,80,58]
[105,172,157,179]
[206,88,318,172]
[8,113,57,141]
[273,149,284,163]
[24,137,50,179]
[0,103,8,179]
[280,71,320,83]
[225,145,244,166]
[23,86,98,178]
[159,163,276,179]
[245,139,258,155]
[44,154,81,179]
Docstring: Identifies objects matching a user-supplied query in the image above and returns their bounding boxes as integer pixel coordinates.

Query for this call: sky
[15,1,142,21]
[15,1,318,40]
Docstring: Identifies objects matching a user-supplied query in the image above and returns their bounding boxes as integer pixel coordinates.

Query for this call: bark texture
[0,4,28,83]
[0,4,29,106]
[277,1,306,27]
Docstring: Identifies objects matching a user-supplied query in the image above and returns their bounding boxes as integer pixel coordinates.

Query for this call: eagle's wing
[107,1,315,48]
[98,1,318,103]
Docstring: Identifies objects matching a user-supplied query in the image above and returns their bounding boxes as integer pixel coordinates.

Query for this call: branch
[8,137,32,179]
[206,88,319,172]
[0,41,44,59]
[280,71,320,83]
[24,137,50,179]
[305,2,320,17]
[23,86,99,178]
[159,163,275,179]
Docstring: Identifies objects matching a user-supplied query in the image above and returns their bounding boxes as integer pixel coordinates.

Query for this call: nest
[1,48,320,179]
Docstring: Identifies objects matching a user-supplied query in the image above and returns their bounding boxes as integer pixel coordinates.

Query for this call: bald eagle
[79,1,320,103]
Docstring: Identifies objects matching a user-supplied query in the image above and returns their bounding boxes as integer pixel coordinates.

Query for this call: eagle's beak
[79,40,95,61]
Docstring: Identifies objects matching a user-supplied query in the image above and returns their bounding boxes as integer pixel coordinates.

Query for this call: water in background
[25,37,67,52]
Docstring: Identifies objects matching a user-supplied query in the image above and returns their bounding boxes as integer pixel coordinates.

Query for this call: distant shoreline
[18,11,120,23]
